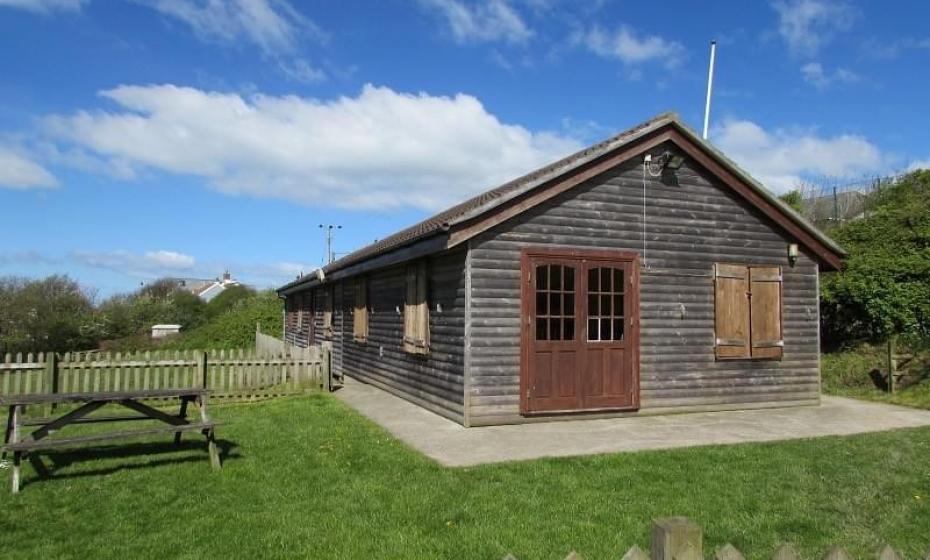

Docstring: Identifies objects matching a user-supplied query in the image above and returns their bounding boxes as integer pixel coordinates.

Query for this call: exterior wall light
[664,153,685,170]
[657,151,685,170]
[787,243,799,265]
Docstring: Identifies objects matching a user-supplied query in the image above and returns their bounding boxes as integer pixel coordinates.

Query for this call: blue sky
[0,0,927,298]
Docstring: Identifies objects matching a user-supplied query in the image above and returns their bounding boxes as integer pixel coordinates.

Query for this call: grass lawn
[2,395,930,560]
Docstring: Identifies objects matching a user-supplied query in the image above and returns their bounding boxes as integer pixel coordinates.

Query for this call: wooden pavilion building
[277,113,844,426]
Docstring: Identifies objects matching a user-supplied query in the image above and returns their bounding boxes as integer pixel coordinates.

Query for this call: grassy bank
[1,395,929,559]
[823,344,930,410]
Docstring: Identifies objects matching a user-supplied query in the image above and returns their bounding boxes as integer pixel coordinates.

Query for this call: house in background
[277,113,844,427]
[179,271,241,302]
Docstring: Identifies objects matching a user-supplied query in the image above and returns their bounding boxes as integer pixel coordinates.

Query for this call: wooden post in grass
[651,517,701,560]
[887,336,897,394]
[322,343,332,392]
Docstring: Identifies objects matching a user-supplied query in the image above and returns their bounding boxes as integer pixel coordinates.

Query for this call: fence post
[651,517,702,560]
[322,343,332,392]
[196,350,209,389]
[887,336,896,394]
[45,352,58,413]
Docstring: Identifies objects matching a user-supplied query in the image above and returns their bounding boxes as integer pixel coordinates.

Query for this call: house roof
[278,112,844,294]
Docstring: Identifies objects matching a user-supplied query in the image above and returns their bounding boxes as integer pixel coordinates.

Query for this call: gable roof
[278,112,844,294]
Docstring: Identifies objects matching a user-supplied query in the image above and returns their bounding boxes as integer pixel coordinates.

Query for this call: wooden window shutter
[714,264,751,359]
[322,288,334,339]
[306,290,315,342]
[354,277,368,342]
[749,266,784,359]
[403,261,429,354]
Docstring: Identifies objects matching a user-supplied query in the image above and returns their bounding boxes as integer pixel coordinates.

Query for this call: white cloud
[0,0,84,12]
[140,0,325,55]
[144,250,196,269]
[44,83,581,211]
[800,61,858,89]
[419,0,532,44]
[236,261,315,286]
[72,249,197,277]
[712,118,883,193]
[0,147,58,189]
[278,58,326,84]
[572,25,685,68]
[0,250,59,266]
[907,160,930,172]
[772,0,856,55]
[862,37,930,60]
[68,248,312,287]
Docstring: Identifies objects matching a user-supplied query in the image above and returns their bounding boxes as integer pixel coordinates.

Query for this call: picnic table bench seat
[3,421,219,452]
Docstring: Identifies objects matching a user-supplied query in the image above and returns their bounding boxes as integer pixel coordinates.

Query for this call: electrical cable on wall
[642,154,663,270]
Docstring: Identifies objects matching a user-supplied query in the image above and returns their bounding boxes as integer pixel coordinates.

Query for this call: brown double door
[521,248,640,414]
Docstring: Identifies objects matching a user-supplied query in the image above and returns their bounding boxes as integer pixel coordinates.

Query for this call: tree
[821,170,930,347]
[0,275,98,354]
[204,284,254,320]
[779,189,805,214]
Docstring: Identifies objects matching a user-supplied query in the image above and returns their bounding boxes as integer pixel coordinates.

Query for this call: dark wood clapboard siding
[338,250,467,423]
[332,282,345,377]
[465,142,821,425]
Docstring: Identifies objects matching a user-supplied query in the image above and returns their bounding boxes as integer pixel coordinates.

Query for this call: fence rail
[505,517,919,560]
[0,346,330,402]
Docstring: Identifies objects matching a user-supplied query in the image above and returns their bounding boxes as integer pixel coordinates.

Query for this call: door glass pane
[536,292,547,315]
[588,319,598,341]
[613,318,624,340]
[551,265,562,290]
[601,267,611,290]
[536,317,547,340]
[601,295,611,315]
[537,265,548,290]
[564,318,575,340]
[614,270,624,293]
[549,318,561,340]
[564,293,574,314]
[564,269,574,291]
[614,295,623,316]
[601,318,611,339]
[588,294,598,316]
[588,268,598,292]
[550,293,561,316]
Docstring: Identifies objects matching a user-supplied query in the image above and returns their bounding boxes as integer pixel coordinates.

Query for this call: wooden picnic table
[1,388,220,494]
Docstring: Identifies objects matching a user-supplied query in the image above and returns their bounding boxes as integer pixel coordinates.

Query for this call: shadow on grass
[19,438,240,490]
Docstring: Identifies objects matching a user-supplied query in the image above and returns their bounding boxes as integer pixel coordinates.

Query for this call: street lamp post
[318,224,342,264]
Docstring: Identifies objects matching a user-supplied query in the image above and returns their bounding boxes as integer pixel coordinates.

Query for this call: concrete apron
[334,377,930,467]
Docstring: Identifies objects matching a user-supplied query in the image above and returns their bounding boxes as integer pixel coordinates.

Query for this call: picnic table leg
[2,405,14,462]
[174,397,189,446]
[197,395,220,469]
[12,451,20,494]
[10,405,21,494]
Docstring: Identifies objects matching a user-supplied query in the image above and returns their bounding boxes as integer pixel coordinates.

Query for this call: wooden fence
[0,347,330,402]
[505,517,918,560]
[256,329,287,358]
